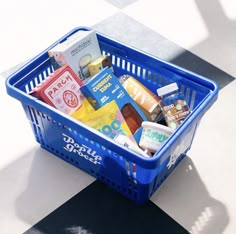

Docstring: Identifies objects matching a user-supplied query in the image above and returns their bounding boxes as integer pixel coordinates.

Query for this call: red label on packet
[31,65,84,114]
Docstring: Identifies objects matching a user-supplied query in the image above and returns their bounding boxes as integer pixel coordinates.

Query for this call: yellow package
[72,100,134,141]
[88,55,113,77]
[70,97,95,120]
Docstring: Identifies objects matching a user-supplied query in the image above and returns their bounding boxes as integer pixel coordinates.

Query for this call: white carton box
[48,30,101,82]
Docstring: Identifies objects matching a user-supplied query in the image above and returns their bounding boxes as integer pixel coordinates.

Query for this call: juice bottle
[121,103,143,134]
[119,75,161,122]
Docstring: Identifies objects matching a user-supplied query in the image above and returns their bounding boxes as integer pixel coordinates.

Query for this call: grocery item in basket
[88,55,113,77]
[76,100,135,141]
[139,121,174,153]
[80,67,147,134]
[119,75,161,121]
[48,30,101,82]
[70,97,95,120]
[157,83,190,130]
[30,65,84,115]
[120,103,143,135]
[114,134,151,157]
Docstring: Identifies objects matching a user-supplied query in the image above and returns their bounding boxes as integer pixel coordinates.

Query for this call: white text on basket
[63,133,102,165]
[167,142,185,169]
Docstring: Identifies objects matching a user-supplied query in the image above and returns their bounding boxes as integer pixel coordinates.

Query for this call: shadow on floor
[170,0,236,89]
[93,12,235,89]
[17,152,228,234]
[151,156,229,234]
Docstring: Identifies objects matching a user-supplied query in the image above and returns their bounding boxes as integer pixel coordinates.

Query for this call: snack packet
[80,67,147,134]
[70,97,95,120]
[71,100,134,141]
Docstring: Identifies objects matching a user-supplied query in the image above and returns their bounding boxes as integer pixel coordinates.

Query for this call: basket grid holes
[40,111,116,156]
[26,51,197,158]
[103,50,198,110]
[25,50,198,123]
[28,106,46,144]
[25,65,54,94]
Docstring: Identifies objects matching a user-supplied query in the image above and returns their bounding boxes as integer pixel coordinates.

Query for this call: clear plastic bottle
[119,74,161,122]
[156,83,190,130]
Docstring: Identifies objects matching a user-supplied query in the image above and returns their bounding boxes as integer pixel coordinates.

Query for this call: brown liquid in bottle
[119,75,161,121]
[121,103,143,134]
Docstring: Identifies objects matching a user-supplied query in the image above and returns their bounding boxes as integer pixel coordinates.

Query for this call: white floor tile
[1,1,235,233]
[124,0,236,77]
[151,80,236,234]
[0,0,118,73]
[0,79,95,234]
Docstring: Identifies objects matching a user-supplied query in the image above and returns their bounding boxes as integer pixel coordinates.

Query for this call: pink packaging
[31,65,84,115]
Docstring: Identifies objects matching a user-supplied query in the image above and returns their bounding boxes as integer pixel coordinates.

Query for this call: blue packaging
[80,67,148,134]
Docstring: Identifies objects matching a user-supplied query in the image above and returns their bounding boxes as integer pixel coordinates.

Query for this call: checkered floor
[1,1,236,233]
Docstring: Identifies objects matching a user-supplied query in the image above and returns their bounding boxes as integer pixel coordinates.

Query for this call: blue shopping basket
[6,27,218,204]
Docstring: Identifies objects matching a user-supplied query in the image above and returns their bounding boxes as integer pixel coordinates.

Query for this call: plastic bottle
[119,75,161,122]
[121,103,143,134]
[156,83,190,130]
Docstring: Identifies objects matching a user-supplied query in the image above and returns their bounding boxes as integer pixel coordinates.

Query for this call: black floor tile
[24,181,189,234]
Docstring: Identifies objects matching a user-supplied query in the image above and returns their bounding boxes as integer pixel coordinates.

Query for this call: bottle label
[121,103,143,134]
[122,77,160,115]
[162,100,190,129]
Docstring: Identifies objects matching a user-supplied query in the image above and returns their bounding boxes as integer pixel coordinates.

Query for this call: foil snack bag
[71,100,134,141]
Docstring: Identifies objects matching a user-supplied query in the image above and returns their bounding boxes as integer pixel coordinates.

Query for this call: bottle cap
[156,83,178,97]
[118,74,130,84]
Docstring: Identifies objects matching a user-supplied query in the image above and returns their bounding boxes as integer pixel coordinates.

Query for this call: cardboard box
[48,30,101,82]
[80,67,148,134]
[31,65,84,115]
[88,55,113,77]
